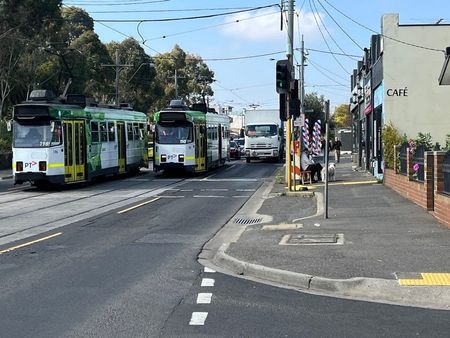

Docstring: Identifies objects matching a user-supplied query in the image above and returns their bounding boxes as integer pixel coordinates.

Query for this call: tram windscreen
[13,121,62,148]
[155,123,193,144]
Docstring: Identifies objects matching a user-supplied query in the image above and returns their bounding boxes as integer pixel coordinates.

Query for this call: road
[0,160,449,337]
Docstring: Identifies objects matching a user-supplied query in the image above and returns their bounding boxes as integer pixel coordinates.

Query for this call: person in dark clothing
[300,149,323,182]
[334,138,342,163]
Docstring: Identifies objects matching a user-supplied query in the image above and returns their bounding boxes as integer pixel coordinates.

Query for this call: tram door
[195,125,206,172]
[63,120,86,183]
[117,122,126,173]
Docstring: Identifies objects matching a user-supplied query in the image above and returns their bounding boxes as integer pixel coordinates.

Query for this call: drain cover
[280,233,344,245]
[234,217,262,225]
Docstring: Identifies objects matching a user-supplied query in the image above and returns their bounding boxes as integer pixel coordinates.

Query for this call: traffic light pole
[285,0,294,190]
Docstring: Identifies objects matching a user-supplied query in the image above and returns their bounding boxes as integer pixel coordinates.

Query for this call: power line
[315,0,364,51]
[93,4,279,22]
[308,59,347,86]
[64,0,170,6]
[86,7,255,14]
[308,58,349,82]
[144,11,278,42]
[308,0,350,75]
[303,47,360,58]
[310,0,359,61]
[322,0,444,53]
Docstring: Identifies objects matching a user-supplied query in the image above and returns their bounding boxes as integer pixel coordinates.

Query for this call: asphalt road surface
[1,160,449,337]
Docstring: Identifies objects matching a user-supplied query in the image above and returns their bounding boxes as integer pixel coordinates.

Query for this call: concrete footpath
[200,154,450,310]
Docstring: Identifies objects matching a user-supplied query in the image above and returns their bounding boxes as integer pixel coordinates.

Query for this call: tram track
[0,176,189,241]
[0,175,185,221]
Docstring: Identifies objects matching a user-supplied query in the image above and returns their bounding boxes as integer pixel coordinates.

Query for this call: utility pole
[324,99,330,219]
[285,0,295,191]
[300,35,305,116]
[101,50,132,107]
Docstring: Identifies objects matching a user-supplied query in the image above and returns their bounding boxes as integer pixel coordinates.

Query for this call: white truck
[243,109,284,163]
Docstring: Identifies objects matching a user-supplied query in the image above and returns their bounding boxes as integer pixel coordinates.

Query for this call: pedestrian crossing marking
[399,273,450,286]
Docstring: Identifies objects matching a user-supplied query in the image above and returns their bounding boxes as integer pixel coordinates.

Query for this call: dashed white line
[204,267,216,273]
[201,278,215,287]
[196,293,213,304]
[225,164,236,171]
[236,189,256,192]
[193,195,225,198]
[201,188,228,192]
[232,195,250,198]
[189,312,208,325]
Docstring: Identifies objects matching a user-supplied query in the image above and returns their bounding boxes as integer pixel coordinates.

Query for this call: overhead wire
[310,0,359,61]
[315,0,364,51]
[85,7,255,14]
[303,47,360,58]
[322,0,445,53]
[308,0,350,75]
[93,4,279,23]
[64,0,170,6]
[307,58,347,86]
[307,58,349,82]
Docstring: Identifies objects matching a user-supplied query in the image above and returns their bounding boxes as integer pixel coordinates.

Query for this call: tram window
[91,121,99,142]
[107,122,115,142]
[133,123,140,140]
[127,123,133,141]
[139,123,145,140]
[100,122,108,142]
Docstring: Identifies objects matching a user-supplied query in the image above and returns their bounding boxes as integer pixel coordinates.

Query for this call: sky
[61,0,450,114]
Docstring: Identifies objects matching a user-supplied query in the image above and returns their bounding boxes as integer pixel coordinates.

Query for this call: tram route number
[167,154,177,160]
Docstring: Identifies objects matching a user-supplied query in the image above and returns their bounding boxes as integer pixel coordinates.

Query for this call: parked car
[229,140,241,160]
[235,138,245,156]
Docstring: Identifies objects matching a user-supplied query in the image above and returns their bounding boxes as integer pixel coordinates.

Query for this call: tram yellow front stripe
[399,273,450,286]
[117,197,160,214]
[0,232,62,254]
[48,163,64,168]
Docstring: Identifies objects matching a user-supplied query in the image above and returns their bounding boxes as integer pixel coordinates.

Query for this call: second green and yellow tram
[153,100,230,173]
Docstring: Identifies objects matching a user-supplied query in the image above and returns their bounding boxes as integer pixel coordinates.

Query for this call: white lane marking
[202,172,217,180]
[196,293,213,304]
[193,195,225,198]
[157,195,184,198]
[189,312,208,325]
[201,278,215,287]
[232,195,250,198]
[236,189,256,192]
[117,197,160,214]
[180,189,193,192]
[204,267,215,273]
[201,188,228,192]
[189,178,257,182]
[225,164,236,171]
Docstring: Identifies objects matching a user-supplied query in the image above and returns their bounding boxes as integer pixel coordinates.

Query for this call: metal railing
[399,143,408,175]
[443,150,450,195]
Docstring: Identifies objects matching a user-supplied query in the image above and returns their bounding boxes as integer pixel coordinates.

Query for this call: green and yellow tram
[153,100,230,173]
[12,90,148,186]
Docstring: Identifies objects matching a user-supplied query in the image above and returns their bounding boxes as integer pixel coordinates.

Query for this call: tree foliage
[333,104,351,129]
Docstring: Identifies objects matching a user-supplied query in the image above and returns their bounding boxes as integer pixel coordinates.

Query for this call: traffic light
[290,79,300,118]
[279,93,287,121]
[276,59,290,94]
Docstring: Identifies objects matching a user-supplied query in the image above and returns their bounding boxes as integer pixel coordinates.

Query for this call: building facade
[351,14,450,179]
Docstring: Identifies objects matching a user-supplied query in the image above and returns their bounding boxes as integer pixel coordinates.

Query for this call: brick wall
[384,150,450,229]
[434,193,450,228]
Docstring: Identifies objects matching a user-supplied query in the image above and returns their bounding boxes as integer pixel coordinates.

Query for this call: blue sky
[62,0,450,113]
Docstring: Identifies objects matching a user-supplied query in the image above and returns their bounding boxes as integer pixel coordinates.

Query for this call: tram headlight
[16,162,23,172]
[39,161,47,171]
[178,154,184,162]
[161,154,167,162]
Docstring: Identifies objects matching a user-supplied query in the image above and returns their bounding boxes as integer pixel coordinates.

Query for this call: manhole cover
[280,233,344,245]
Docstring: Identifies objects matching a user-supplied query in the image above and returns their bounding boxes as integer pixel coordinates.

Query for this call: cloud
[220,9,323,42]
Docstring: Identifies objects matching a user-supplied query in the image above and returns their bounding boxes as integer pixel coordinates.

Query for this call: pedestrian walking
[334,138,342,163]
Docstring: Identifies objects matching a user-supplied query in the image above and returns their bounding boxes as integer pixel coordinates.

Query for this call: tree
[153,45,214,111]
[333,104,351,129]
[106,38,157,113]
[0,1,62,116]
[304,92,325,133]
